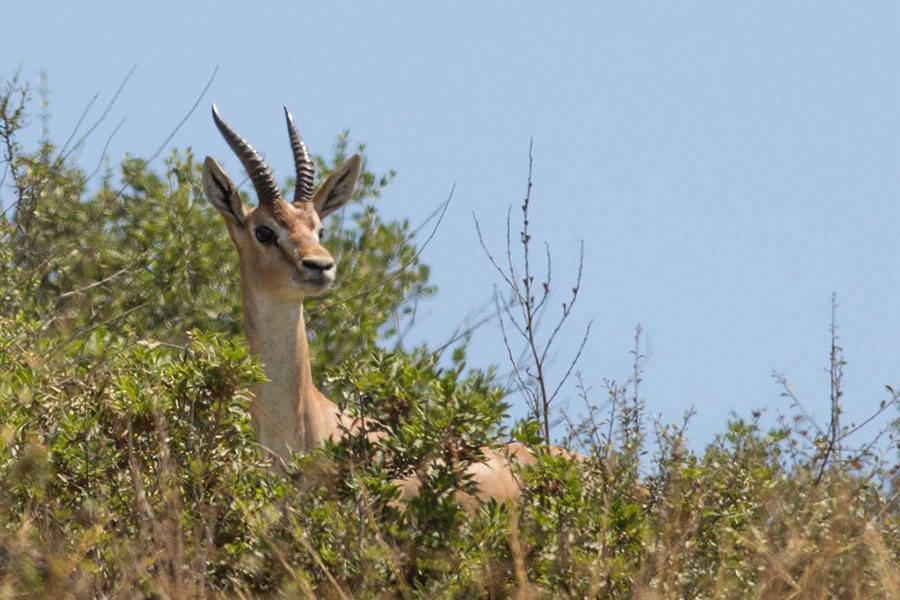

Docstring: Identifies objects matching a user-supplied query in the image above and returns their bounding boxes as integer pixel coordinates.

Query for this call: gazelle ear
[202,157,247,227]
[310,154,361,218]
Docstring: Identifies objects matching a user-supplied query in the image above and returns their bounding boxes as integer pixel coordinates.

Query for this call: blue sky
[5,2,899,449]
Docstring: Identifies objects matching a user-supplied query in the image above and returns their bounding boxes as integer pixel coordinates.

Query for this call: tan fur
[203,138,577,509]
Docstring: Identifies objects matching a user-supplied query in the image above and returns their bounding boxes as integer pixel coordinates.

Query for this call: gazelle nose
[301,257,335,272]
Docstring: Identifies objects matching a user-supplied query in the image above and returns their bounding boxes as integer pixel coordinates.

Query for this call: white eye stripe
[274,231,303,263]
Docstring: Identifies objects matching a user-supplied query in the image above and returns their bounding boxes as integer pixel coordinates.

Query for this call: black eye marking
[255,225,277,245]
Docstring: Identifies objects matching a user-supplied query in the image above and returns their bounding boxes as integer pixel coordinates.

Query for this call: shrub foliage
[0,73,897,598]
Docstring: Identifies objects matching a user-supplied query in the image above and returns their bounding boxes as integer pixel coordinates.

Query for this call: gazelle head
[202,105,361,301]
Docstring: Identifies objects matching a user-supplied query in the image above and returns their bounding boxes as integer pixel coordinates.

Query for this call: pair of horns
[211,104,316,204]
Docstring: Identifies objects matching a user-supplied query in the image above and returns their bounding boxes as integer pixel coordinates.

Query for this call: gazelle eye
[317,228,325,240]
[255,226,276,244]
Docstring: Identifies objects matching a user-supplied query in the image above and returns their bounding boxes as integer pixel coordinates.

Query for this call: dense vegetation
[0,73,897,598]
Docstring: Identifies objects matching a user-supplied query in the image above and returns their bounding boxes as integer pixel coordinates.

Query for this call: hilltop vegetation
[0,74,897,598]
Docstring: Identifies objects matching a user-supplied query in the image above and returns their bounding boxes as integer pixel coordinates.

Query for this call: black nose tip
[302,258,335,272]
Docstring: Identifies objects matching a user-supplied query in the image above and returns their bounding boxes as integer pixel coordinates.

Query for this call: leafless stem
[145,66,217,166]
[56,64,136,167]
[84,117,126,183]
[312,184,453,313]
[475,141,591,443]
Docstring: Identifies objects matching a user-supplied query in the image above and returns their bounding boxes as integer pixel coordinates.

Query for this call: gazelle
[202,105,535,508]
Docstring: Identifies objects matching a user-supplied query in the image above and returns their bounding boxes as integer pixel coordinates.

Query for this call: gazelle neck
[241,285,341,461]
[201,106,364,463]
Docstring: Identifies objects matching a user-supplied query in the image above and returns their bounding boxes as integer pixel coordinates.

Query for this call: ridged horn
[211,104,280,205]
[284,107,316,202]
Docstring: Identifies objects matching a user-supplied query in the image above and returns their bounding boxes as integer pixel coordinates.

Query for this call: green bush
[0,73,897,598]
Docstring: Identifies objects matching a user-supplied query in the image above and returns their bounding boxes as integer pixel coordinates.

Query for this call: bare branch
[474,211,520,302]
[56,64,136,167]
[475,141,592,443]
[548,319,593,405]
[85,117,126,183]
[313,184,453,313]
[144,66,217,165]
